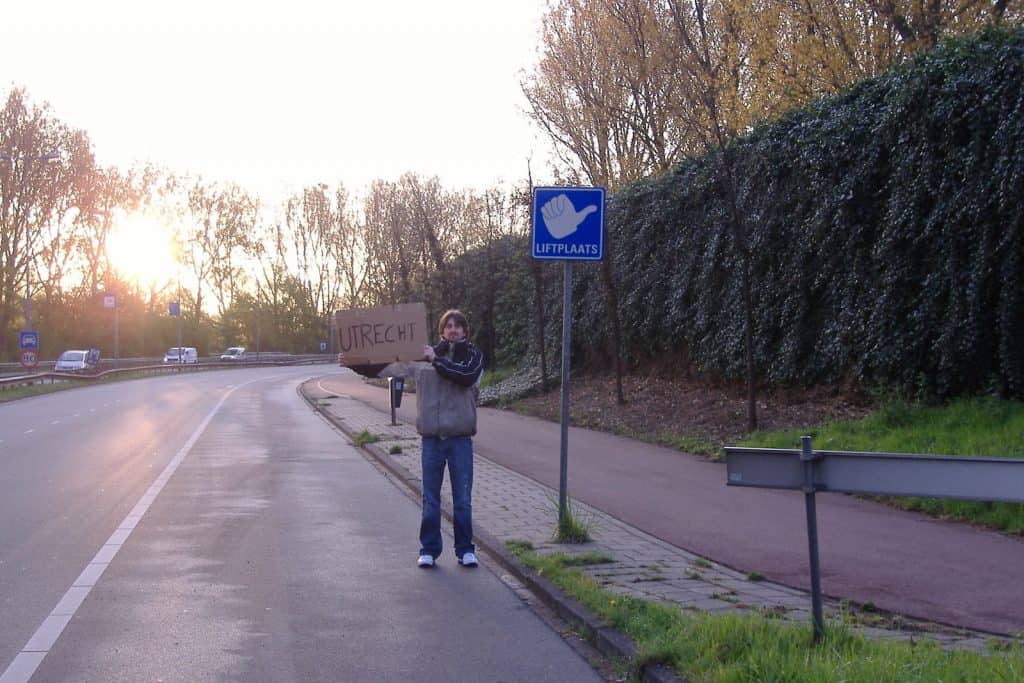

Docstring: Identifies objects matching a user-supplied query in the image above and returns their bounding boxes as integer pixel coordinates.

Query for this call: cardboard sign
[334,303,428,365]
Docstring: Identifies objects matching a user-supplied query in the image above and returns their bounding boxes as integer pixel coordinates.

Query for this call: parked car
[220,346,247,361]
[55,348,100,373]
[163,346,198,364]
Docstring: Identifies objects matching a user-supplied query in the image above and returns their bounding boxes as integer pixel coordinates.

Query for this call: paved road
[324,369,1024,636]
[1,368,601,681]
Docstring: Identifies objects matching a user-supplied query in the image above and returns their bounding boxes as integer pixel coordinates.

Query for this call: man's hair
[438,309,470,338]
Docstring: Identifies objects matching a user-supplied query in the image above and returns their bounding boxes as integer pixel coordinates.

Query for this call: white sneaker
[459,552,478,567]
[417,554,435,568]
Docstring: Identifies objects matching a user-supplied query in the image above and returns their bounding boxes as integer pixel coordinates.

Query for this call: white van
[163,346,198,364]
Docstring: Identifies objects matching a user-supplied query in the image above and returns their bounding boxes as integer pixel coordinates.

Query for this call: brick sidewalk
[302,382,1002,653]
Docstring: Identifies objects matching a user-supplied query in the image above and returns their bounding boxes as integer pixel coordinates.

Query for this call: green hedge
[577,28,1024,401]
[461,27,1024,400]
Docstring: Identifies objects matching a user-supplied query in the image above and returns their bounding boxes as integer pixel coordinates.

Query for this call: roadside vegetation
[353,430,381,447]
[480,367,516,389]
[742,396,1024,534]
[507,542,1024,682]
[0,382,72,402]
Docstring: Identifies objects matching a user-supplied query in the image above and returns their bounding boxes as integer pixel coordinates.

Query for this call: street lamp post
[104,292,119,368]
[176,281,183,356]
[0,150,61,330]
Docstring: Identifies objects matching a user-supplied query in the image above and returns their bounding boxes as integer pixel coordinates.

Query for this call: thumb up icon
[541,194,598,239]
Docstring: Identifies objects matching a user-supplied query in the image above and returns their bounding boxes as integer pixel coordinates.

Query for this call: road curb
[300,381,682,683]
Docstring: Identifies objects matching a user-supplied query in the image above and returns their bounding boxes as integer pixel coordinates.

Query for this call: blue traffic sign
[19,330,39,350]
[532,187,605,261]
[168,302,180,317]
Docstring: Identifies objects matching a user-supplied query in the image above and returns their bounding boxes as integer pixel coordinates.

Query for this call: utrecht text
[338,322,419,352]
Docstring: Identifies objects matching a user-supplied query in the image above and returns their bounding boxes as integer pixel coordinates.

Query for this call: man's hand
[541,193,598,239]
[423,344,436,362]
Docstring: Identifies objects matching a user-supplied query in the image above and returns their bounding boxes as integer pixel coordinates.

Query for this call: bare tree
[362,179,413,306]
[333,185,367,309]
[0,88,94,354]
[172,178,259,323]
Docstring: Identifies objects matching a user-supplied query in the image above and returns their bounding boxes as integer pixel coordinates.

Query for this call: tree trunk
[599,257,626,404]
[531,258,550,391]
[720,152,758,431]
[741,249,757,432]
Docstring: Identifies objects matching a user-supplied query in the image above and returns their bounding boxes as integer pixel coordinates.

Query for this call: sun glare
[107,211,180,288]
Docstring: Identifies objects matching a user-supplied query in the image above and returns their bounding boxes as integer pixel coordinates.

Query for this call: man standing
[415,309,484,569]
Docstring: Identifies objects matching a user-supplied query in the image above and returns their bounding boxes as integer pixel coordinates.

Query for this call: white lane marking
[314,374,347,396]
[0,378,263,683]
[23,430,34,435]
[50,421,59,426]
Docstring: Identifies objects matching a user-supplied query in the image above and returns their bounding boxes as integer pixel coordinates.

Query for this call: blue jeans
[419,436,474,559]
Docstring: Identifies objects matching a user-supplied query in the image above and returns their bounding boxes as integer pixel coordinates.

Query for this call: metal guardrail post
[801,435,825,642]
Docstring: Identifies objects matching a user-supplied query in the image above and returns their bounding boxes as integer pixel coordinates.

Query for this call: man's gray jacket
[414,339,483,438]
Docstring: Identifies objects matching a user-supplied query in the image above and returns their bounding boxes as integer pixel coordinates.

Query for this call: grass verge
[0,381,75,401]
[741,396,1024,533]
[506,541,1024,682]
[353,430,381,447]
[547,493,594,543]
[481,366,517,388]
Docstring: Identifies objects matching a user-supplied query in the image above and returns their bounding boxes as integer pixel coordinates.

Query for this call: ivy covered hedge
[462,27,1024,401]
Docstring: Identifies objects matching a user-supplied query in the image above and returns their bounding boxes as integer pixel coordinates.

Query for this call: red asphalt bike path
[318,370,1024,636]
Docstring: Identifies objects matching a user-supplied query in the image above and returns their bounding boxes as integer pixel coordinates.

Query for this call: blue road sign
[169,302,180,317]
[19,330,39,350]
[320,341,327,352]
[532,187,605,261]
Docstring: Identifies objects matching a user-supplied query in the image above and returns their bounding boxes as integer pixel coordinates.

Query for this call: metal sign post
[170,299,182,364]
[559,261,573,519]
[104,294,118,368]
[532,186,605,524]
[18,330,39,370]
[800,436,824,640]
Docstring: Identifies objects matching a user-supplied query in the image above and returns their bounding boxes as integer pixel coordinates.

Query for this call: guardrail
[724,436,1024,641]
[0,354,334,392]
[0,352,310,376]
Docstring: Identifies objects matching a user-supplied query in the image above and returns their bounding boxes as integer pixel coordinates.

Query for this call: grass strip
[741,396,1024,533]
[506,542,1024,682]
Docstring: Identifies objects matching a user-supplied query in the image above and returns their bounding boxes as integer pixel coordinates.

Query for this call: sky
[1,0,553,203]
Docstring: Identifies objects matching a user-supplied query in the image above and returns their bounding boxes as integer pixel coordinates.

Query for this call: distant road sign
[19,330,39,350]
[320,341,327,352]
[532,187,605,261]
[103,294,116,309]
[169,302,180,316]
[20,350,38,369]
